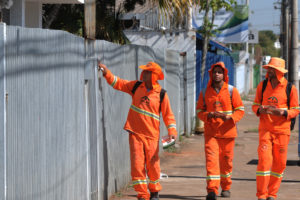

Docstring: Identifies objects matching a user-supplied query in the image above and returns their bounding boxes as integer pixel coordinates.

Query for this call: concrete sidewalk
[110,100,300,200]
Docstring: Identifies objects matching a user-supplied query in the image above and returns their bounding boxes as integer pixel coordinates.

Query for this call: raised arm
[99,62,136,95]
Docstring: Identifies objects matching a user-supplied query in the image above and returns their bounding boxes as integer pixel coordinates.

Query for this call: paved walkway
[110,99,300,200]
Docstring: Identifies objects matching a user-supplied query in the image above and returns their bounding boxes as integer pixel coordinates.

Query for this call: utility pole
[289,0,299,91]
[281,0,289,72]
[246,0,249,54]
[246,0,251,91]
[84,0,96,39]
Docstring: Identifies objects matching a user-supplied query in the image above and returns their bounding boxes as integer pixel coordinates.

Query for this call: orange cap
[263,57,288,73]
[139,62,164,80]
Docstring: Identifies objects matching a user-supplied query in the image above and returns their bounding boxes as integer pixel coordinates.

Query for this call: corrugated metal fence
[0,23,195,200]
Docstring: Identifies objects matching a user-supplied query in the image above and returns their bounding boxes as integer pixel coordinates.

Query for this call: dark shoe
[267,197,275,200]
[138,198,145,200]
[221,190,231,198]
[206,192,217,200]
[150,192,159,200]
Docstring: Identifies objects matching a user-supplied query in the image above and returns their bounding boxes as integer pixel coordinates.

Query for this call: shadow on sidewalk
[168,175,300,183]
[128,195,206,200]
[159,194,206,199]
[247,159,300,166]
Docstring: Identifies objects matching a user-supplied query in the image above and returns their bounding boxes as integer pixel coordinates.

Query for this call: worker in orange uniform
[98,61,177,200]
[196,62,244,200]
[252,57,299,200]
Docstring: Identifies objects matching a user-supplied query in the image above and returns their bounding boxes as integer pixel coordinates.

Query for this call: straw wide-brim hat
[263,57,288,73]
[139,62,164,80]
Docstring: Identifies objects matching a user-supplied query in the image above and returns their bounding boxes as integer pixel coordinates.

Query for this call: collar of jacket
[140,81,162,92]
[209,81,228,91]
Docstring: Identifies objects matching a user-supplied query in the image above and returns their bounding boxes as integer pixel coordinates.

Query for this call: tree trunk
[44,5,61,29]
[200,0,211,82]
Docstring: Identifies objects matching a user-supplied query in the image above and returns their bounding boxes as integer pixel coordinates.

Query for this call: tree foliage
[43,0,189,44]
[255,30,280,57]
[194,0,236,77]
[43,4,84,36]
[43,0,148,44]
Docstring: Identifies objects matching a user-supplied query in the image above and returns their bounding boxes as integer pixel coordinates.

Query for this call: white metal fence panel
[0,23,196,200]
[4,25,88,200]
[0,23,6,200]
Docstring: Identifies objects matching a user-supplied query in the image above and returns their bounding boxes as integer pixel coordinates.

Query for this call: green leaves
[257,31,280,57]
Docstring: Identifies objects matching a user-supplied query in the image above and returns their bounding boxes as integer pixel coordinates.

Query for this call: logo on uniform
[213,101,223,109]
[267,96,278,104]
[141,96,150,105]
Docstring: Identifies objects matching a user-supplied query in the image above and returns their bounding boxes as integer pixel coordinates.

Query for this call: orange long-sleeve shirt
[104,69,177,140]
[196,83,244,138]
[252,78,300,134]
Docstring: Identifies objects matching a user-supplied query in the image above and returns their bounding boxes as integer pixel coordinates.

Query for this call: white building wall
[9,0,25,26]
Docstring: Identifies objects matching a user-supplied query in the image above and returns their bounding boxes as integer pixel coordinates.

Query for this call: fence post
[84,0,96,39]
[0,22,7,200]
[84,0,97,195]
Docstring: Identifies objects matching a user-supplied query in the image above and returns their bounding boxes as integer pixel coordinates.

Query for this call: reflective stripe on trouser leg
[129,134,150,199]
[219,138,235,191]
[268,134,289,199]
[145,137,162,192]
[256,131,273,199]
[205,136,220,194]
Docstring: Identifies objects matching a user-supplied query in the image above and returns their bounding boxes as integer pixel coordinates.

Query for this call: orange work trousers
[129,133,162,200]
[205,136,235,194]
[256,131,290,199]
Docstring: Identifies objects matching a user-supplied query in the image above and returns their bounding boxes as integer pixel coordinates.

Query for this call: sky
[248,0,300,34]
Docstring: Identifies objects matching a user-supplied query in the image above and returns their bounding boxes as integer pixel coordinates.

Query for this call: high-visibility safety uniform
[252,57,299,200]
[104,62,177,200]
[196,62,244,195]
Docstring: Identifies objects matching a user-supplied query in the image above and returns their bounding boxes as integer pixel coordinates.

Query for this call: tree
[194,0,236,76]
[255,30,280,57]
[43,0,189,44]
[0,0,13,22]
[43,4,84,36]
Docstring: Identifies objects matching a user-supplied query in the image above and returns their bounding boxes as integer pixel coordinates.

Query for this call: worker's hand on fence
[98,62,107,76]
[169,134,177,141]
[265,105,285,116]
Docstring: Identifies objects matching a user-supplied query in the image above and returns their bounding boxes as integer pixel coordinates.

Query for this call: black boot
[266,197,275,200]
[206,192,217,200]
[150,192,159,200]
[221,190,231,198]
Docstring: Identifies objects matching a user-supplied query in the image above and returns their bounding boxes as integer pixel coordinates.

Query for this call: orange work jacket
[104,69,177,140]
[252,78,299,134]
[196,83,244,138]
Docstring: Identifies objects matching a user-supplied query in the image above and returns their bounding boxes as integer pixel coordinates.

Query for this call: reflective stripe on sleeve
[167,124,176,129]
[110,76,118,87]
